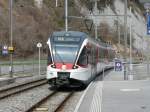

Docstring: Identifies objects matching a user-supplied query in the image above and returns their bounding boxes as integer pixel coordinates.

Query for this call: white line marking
[89,81,103,112]
[120,88,140,92]
[74,82,93,112]
[100,82,103,112]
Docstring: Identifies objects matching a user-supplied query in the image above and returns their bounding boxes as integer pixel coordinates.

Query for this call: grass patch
[0,59,47,66]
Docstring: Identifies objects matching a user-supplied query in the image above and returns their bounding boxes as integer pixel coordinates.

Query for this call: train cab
[47,31,91,87]
[46,31,115,87]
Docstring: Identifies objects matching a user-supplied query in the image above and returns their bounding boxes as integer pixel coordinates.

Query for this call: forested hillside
[0,0,146,57]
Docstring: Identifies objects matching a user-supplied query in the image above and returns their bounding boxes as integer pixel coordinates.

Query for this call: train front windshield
[51,36,81,63]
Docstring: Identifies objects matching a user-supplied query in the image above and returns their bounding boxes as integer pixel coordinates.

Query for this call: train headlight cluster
[51,64,56,68]
[73,65,78,69]
[62,65,67,70]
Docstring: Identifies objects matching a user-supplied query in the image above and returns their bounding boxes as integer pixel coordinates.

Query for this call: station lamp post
[124,0,128,80]
[9,0,14,77]
[65,0,68,32]
[56,0,58,7]
[129,6,133,80]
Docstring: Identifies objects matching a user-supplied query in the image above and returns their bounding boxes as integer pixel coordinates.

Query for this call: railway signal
[37,42,42,76]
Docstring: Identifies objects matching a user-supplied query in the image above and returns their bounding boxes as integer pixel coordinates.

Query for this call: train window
[53,44,79,63]
[109,50,115,61]
[87,48,92,64]
[99,48,104,61]
[77,47,88,67]
[93,47,97,64]
[47,49,52,65]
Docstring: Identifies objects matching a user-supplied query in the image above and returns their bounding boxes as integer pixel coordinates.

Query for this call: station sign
[115,61,122,71]
[147,14,150,35]
[2,45,8,56]
[144,2,150,9]
[8,46,14,54]
[3,45,8,50]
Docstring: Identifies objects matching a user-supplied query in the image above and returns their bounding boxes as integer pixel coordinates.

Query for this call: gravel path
[60,91,84,112]
[0,84,50,112]
[0,75,85,112]
[0,75,46,91]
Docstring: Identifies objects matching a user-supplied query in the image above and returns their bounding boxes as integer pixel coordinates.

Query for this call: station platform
[0,77,15,87]
[74,70,150,112]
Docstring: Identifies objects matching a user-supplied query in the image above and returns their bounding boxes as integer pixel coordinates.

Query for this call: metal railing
[101,61,150,81]
[126,62,150,80]
[0,58,47,77]
[102,65,114,80]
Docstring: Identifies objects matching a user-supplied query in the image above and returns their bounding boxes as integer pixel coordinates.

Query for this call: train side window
[88,48,92,64]
[93,47,97,63]
[87,49,91,54]
[77,47,88,66]
[47,49,52,65]
[99,48,104,61]
[104,49,108,59]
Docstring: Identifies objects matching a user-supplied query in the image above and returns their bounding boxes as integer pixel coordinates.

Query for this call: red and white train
[47,31,115,87]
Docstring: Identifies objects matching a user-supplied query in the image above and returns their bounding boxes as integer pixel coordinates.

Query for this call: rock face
[76,0,147,56]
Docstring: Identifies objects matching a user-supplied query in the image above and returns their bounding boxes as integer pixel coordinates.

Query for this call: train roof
[49,31,112,49]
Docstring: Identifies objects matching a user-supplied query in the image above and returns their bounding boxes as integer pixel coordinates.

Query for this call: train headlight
[73,65,78,69]
[51,64,56,68]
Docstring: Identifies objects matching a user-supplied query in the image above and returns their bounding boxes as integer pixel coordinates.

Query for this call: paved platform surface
[75,70,150,112]
[0,77,15,87]
[102,80,150,112]
[103,69,124,81]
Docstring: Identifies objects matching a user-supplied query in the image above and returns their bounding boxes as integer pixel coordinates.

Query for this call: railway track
[25,91,74,112]
[0,77,47,99]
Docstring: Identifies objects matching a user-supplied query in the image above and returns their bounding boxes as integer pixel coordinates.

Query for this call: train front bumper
[46,66,91,83]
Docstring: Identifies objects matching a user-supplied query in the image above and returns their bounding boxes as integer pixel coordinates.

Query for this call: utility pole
[94,0,98,39]
[129,7,133,80]
[129,7,132,70]
[118,23,121,45]
[145,8,150,77]
[95,24,98,39]
[56,0,58,7]
[65,0,68,32]
[116,16,121,45]
[124,0,128,80]
[9,0,13,77]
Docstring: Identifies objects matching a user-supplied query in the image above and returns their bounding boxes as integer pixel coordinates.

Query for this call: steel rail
[54,92,74,112]
[0,78,47,99]
[25,91,74,112]
[25,91,58,112]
